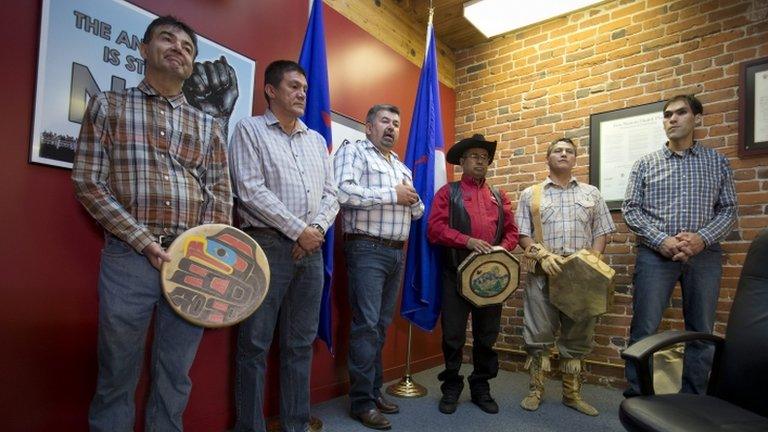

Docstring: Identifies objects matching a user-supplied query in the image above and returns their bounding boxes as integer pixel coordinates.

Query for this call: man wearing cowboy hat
[427,134,519,415]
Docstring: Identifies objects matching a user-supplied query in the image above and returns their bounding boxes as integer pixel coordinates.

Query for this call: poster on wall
[330,111,367,157]
[589,101,667,210]
[31,0,256,168]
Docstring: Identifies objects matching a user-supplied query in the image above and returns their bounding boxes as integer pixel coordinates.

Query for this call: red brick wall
[453,0,768,387]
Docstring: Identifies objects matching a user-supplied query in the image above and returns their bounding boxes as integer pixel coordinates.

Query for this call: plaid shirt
[72,80,232,253]
[334,139,424,241]
[622,142,737,250]
[517,178,615,255]
[228,110,339,240]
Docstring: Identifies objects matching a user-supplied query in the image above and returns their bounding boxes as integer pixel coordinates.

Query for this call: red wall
[0,1,454,430]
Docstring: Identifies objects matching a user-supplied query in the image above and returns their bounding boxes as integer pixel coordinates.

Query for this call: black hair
[142,16,198,58]
[663,94,704,116]
[366,104,400,124]
[263,60,307,104]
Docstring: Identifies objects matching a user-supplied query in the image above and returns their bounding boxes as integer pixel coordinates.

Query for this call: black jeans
[439,269,502,394]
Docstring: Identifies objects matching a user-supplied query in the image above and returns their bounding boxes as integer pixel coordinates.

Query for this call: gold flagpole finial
[428,5,434,27]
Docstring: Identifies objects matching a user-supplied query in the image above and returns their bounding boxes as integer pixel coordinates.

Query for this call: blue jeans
[344,240,404,414]
[234,232,323,432]
[625,244,722,396]
[89,235,204,432]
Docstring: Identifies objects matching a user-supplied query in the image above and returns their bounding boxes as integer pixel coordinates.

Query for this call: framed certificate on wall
[589,101,667,210]
[738,56,768,157]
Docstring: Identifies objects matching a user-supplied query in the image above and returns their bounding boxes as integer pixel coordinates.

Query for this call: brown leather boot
[520,354,549,411]
[561,358,599,416]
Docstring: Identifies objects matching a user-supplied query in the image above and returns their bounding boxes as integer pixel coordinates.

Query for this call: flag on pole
[401,13,447,331]
[299,0,335,353]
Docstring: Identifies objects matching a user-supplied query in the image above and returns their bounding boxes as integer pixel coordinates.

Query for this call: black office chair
[619,228,768,432]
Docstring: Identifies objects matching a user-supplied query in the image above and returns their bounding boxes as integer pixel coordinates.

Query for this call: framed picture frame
[589,101,667,210]
[330,111,366,158]
[738,56,768,157]
[30,0,256,168]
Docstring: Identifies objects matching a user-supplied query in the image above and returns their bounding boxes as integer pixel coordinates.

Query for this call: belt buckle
[157,235,174,248]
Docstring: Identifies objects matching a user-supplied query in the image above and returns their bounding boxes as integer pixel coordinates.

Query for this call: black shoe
[623,388,641,398]
[438,373,464,414]
[471,393,499,414]
[351,408,391,430]
[375,395,400,414]
[439,391,460,414]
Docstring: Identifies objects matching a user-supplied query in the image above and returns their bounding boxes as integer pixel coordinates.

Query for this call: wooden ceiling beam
[324,0,457,88]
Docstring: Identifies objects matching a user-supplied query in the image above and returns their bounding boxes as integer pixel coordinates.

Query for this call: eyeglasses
[464,153,490,163]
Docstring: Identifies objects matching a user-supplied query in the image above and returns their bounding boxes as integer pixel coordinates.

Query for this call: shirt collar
[461,173,486,187]
[137,79,187,109]
[264,108,308,135]
[663,140,701,158]
[543,176,578,189]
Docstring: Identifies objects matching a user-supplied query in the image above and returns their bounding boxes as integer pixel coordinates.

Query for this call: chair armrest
[621,330,724,396]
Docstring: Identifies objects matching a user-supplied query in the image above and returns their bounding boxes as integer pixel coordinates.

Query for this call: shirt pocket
[370,160,390,175]
[171,129,206,171]
[575,196,595,223]
[398,165,414,185]
[541,197,556,224]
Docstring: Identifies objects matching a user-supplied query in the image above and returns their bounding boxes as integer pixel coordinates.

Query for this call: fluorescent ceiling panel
[464,0,605,38]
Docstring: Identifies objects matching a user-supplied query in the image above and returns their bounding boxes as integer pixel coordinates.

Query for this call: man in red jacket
[427,134,519,415]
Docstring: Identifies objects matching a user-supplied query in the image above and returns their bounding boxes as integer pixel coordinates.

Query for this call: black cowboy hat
[446,134,497,165]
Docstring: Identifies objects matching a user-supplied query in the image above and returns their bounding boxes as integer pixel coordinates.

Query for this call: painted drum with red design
[161,224,270,327]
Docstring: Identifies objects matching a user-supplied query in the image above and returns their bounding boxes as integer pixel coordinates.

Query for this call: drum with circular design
[161,224,270,328]
[457,246,520,307]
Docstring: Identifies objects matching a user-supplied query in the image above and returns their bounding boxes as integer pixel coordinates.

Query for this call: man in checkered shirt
[72,16,232,431]
[622,94,737,398]
[334,104,424,430]
[516,137,615,416]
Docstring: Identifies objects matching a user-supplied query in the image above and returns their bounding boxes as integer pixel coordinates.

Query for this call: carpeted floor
[311,365,625,431]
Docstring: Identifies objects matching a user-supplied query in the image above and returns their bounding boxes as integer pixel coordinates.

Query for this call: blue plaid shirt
[334,139,424,241]
[621,142,737,250]
[228,110,339,240]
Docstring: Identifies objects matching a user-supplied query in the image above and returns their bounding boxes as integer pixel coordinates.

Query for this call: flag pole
[386,322,428,397]
[387,4,436,399]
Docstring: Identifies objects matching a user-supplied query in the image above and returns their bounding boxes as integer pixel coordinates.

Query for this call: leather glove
[524,243,565,276]
[540,254,565,276]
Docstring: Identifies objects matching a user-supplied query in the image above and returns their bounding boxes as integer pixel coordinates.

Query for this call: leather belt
[243,227,282,237]
[344,233,405,249]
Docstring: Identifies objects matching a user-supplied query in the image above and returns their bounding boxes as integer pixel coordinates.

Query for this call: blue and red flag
[299,0,335,352]
[401,17,447,331]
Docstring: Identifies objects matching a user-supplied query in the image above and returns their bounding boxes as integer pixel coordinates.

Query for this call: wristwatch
[309,223,325,235]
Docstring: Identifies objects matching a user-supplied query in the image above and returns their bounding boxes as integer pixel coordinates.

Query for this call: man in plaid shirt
[334,104,423,430]
[622,94,737,397]
[228,60,339,432]
[71,16,232,431]
[516,137,615,416]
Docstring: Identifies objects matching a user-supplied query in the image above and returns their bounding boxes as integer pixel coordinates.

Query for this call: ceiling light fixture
[463,0,605,38]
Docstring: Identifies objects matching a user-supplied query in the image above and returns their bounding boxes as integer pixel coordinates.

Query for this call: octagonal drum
[457,246,520,307]
[161,224,270,328]
[549,249,615,322]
